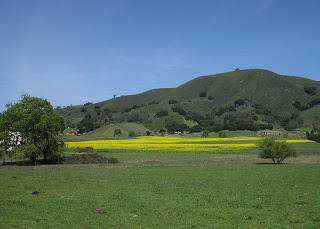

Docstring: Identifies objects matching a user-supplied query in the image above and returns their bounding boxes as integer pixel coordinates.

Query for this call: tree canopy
[0,95,65,164]
[257,137,298,164]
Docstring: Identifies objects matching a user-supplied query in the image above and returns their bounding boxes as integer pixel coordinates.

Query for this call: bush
[114,129,122,137]
[155,110,169,118]
[189,125,203,133]
[202,130,209,138]
[169,99,178,104]
[199,92,206,98]
[257,137,298,164]
[172,106,186,116]
[218,131,227,138]
[234,99,245,107]
[304,86,317,96]
[159,129,166,136]
[128,131,137,137]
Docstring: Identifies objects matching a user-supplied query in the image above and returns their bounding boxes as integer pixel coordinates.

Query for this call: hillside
[57,69,320,134]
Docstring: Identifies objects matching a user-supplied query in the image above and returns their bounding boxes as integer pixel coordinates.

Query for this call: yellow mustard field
[66,136,313,153]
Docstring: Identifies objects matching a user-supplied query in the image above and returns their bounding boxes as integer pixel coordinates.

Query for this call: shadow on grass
[1,154,120,166]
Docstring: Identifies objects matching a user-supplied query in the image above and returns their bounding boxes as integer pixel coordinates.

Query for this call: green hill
[57,69,320,134]
[81,123,151,138]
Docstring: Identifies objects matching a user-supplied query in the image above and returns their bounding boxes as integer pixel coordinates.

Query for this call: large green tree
[0,95,65,164]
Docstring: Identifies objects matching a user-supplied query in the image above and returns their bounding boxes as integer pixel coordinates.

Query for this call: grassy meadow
[1,137,320,228]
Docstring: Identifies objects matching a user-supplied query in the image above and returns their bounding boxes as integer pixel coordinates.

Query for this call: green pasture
[1,148,320,228]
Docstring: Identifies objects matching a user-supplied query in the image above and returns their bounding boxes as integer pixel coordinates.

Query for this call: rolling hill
[57,69,320,134]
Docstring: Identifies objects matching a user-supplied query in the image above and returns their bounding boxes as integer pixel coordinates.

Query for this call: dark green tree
[155,110,169,118]
[128,131,137,137]
[114,129,122,137]
[234,99,245,107]
[304,86,317,96]
[199,92,206,98]
[202,130,209,138]
[169,99,178,104]
[0,95,65,164]
[159,129,166,136]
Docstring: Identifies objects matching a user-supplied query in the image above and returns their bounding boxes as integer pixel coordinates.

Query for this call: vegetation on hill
[57,69,320,135]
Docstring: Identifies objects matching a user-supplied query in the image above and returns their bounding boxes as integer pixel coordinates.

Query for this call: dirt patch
[61,154,119,164]
[93,207,108,214]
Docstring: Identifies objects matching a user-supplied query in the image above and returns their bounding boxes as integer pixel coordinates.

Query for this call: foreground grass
[1,153,320,228]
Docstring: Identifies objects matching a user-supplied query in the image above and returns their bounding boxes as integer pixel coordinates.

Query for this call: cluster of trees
[172,105,187,116]
[304,86,317,96]
[185,112,273,133]
[155,110,169,118]
[165,120,189,133]
[76,114,102,134]
[306,122,320,143]
[293,98,320,111]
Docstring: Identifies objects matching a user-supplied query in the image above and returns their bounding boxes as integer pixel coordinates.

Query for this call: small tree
[146,131,151,136]
[114,129,122,137]
[234,99,245,107]
[199,92,206,98]
[159,129,166,136]
[257,137,298,164]
[128,131,137,137]
[155,110,169,118]
[169,99,178,104]
[218,131,227,138]
[202,130,209,138]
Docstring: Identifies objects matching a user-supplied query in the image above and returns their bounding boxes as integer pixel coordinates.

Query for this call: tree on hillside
[257,137,298,164]
[155,110,169,118]
[169,99,178,104]
[0,95,65,164]
[304,86,317,96]
[159,129,166,136]
[128,131,137,137]
[234,99,245,107]
[199,92,206,98]
[114,129,122,137]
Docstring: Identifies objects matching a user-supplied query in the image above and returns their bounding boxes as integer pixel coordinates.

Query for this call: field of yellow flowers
[66,136,313,154]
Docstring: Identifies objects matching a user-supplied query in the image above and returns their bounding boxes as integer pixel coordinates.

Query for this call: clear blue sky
[1,0,319,111]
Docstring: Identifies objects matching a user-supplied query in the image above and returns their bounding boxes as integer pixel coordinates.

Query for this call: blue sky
[1,0,319,111]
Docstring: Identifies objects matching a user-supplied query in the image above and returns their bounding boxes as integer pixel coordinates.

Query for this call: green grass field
[1,149,320,228]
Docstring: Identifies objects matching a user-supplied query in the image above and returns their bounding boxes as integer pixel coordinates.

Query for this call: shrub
[234,99,245,107]
[218,131,227,138]
[172,106,186,115]
[114,129,122,137]
[159,129,166,136]
[146,131,151,136]
[128,131,137,137]
[257,137,298,164]
[169,99,178,104]
[199,92,206,98]
[304,86,317,96]
[189,125,203,133]
[202,130,209,138]
[155,110,169,118]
